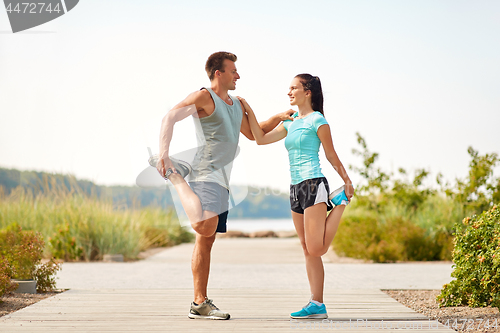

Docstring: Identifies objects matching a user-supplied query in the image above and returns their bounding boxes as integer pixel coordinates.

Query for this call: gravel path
[384,290,500,333]
[0,292,59,318]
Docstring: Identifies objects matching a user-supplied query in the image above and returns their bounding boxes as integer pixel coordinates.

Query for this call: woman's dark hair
[295,73,324,116]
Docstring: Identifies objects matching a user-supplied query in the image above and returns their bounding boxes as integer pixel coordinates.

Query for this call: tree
[453,147,499,215]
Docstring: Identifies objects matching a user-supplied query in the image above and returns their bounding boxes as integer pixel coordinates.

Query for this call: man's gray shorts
[188,181,229,233]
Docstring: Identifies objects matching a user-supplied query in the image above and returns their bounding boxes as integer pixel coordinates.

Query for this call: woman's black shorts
[290,177,334,214]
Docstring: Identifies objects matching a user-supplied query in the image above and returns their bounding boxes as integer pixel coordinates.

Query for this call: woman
[238,74,353,319]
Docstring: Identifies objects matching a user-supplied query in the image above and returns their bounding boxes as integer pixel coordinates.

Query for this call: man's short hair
[205,52,237,81]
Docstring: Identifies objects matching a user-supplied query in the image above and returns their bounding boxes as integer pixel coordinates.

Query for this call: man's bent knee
[191,215,218,237]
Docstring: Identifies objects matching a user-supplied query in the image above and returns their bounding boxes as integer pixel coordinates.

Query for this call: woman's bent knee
[307,245,328,257]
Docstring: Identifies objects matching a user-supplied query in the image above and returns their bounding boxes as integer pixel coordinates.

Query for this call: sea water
[228,218,295,232]
[186,218,295,233]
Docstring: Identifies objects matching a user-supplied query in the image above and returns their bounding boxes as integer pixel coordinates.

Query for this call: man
[155,51,292,320]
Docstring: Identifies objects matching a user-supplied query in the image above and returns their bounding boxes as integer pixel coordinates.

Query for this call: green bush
[333,207,451,262]
[331,209,379,260]
[48,223,84,261]
[335,133,497,262]
[443,147,500,217]
[0,223,61,293]
[33,258,61,293]
[0,258,16,298]
[437,205,500,309]
[0,223,44,280]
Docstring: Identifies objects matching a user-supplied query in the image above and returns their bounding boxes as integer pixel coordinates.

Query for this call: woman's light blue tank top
[283,111,329,185]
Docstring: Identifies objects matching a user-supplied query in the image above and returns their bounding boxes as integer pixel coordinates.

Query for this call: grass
[0,176,193,261]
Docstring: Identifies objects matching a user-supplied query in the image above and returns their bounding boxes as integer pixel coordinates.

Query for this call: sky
[1,0,499,194]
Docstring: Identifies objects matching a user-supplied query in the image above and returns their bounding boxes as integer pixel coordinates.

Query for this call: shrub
[0,258,16,298]
[0,223,61,293]
[333,209,447,262]
[0,223,44,280]
[33,258,61,293]
[331,209,379,260]
[336,134,496,262]
[440,147,500,217]
[437,205,500,309]
[48,223,84,261]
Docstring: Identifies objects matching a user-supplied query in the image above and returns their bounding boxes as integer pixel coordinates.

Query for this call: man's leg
[168,173,221,237]
[189,220,230,320]
[192,220,217,305]
[191,211,219,237]
[187,184,230,319]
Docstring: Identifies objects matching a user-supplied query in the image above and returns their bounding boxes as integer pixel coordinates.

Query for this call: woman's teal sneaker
[329,185,349,206]
[290,302,328,319]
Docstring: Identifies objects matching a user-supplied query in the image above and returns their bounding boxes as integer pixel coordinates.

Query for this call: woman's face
[288,77,310,106]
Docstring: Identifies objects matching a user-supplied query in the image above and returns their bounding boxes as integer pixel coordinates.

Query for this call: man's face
[218,59,240,90]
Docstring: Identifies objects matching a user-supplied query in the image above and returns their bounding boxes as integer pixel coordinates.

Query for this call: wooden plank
[0,288,454,332]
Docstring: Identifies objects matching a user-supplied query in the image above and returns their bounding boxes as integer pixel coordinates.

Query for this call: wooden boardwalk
[0,238,455,332]
[1,288,452,332]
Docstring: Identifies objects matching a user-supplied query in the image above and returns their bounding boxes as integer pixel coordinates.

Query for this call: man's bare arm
[157,91,210,176]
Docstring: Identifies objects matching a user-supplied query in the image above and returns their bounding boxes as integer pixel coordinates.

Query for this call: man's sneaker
[290,301,328,319]
[148,154,192,180]
[329,185,349,206]
[188,298,230,320]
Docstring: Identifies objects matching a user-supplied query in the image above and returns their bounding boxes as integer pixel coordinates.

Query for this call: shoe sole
[329,185,350,206]
[328,185,345,201]
[148,154,192,179]
[188,313,230,320]
[171,157,192,178]
[290,314,328,319]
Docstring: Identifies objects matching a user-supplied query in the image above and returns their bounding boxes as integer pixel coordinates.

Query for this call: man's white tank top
[187,88,243,189]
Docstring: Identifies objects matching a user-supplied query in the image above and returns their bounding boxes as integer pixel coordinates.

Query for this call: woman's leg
[323,205,346,249]
[303,203,345,257]
[292,211,325,303]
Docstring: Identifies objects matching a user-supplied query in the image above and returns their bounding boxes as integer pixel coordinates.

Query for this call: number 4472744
[6,3,61,14]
